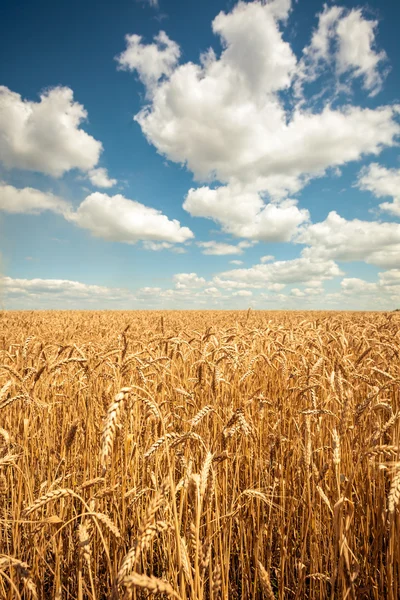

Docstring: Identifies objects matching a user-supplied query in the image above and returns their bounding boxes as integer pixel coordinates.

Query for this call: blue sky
[0,0,399,309]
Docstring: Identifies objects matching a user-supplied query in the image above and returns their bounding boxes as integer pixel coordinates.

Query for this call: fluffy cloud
[357,163,400,216]
[212,277,262,290]
[0,182,70,215]
[184,186,309,241]
[379,269,400,286]
[341,278,378,295]
[0,184,192,247]
[88,168,117,188]
[297,5,388,97]
[340,271,400,304]
[116,31,180,92]
[197,240,255,255]
[119,1,399,201]
[298,211,400,268]
[267,283,286,292]
[203,287,224,297]
[230,260,243,265]
[68,192,194,244]
[1,276,131,304]
[260,255,274,263]
[0,86,102,177]
[173,273,206,289]
[215,256,342,288]
[0,275,226,309]
[290,288,306,298]
[336,9,387,95]
[142,241,186,252]
[232,289,252,297]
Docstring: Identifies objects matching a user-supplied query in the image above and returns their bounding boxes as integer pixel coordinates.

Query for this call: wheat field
[0,310,399,599]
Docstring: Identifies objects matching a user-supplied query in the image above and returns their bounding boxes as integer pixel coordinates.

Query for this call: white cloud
[212,277,262,290]
[267,282,286,292]
[116,31,180,92]
[1,276,132,306]
[336,9,387,96]
[203,287,223,297]
[267,0,292,21]
[119,1,399,202]
[173,272,206,289]
[260,255,274,263]
[69,192,193,244]
[341,278,378,295]
[297,5,388,97]
[304,286,323,296]
[0,86,102,177]
[136,286,162,298]
[88,168,117,188]
[1,275,234,309]
[142,241,187,252]
[302,6,343,64]
[379,269,400,286]
[0,183,193,247]
[142,241,173,251]
[197,240,255,255]
[230,260,243,265]
[340,272,400,305]
[357,163,400,216]
[290,288,306,297]
[215,256,342,288]
[0,182,70,215]
[232,289,252,297]
[298,211,400,269]
[184,185,309,241]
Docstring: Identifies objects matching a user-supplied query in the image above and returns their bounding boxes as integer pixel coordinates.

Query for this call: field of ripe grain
[0,310,399,600]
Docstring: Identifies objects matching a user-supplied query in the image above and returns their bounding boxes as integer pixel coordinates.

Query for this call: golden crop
[0,310,399,599]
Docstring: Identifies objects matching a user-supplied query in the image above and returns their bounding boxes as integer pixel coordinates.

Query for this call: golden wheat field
[0,310,399,600]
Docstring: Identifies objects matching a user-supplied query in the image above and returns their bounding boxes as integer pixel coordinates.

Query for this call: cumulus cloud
[335,9,387,95]
[341,278,378,295]
[116,31,180,92]
[267,282,286,292]
[212,277,262,290]
[173,272,206,289]
[142,241,187,252]
[1,275,230,309]
[0,182,70,215]
[215,256,342,288]
[357,163,400,216]
[379,269,400,286]
[232,289,252,297]
[68,192,193,244]
[260,255,274,263]
[1,276,132,305]
[230,260,243,265]
[290,288,306,298]
[118,1,398,202]
[296,5,388,98]
[88,168,117,188]
[298,211,400,269]
[197,240,255,255]
[0,86,102,177]
[184,185,309,241]
[0,184,192,247]
[203,287,223,297]
[136,284,226,304]
[340,271,400,305]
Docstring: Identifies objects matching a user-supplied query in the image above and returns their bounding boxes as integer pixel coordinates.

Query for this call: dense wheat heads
[0,310,399,599]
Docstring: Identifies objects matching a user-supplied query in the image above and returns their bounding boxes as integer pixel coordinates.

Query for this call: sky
[0,0,399,310]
